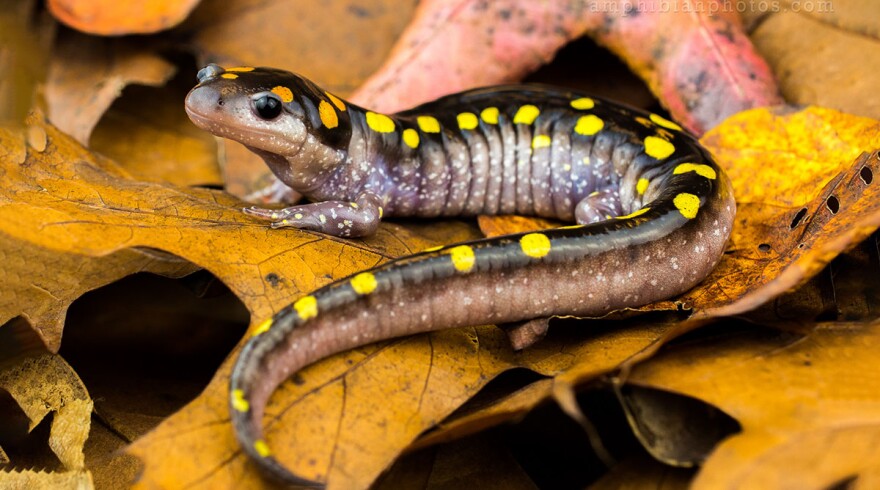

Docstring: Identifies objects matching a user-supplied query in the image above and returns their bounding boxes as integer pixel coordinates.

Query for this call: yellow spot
[270,86,294,103]
[481,107,499,124]
[673,163,717,180]
[366,111,396,133]
[558,224,585,230]
[423,245,443,253]
[294,295,318,320]
[318,100,338,128]
[563,164,571,171]
[520,233,551,258]
[582,156,590,165]
[532,135,551,149]
[252,318,272,336]
[220,73,238,79]
[457,112,478,130]
[351,272,378,295]
[350,202,359,209]
[378,207,384,218]
[231,389,250,412]
[403,128,420,148]
[636,178,650,195]
[513,105,540,125]
[650,113,682,131]
[294,213,303,219]
[635,116,652,128]
[449,245,476,272]
[616,207,650,220]
[674,193,701,219]
[574,115,604,136]
[417,115,440,133]
[254,440,272,457]
[226,66,255,72]
[325,92,346,111]
[570,97,595,110]
[644,136,675,159]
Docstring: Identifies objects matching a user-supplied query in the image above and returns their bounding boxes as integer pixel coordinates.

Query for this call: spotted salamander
[185,64,735,486]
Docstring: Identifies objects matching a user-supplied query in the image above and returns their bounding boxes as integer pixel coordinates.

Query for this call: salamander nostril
[218,97,224,107]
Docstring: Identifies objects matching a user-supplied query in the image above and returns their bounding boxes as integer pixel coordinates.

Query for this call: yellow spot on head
[271,86,294,103]
[252,318,273,336]
[674,193,701,219]
[231,389,250,412]
[457,112,478,130]
[294,213,303,219]
[403,128,420,148]
[513,105,540,125]
[220,73,238,79]
[318,100,338,128]
[366,111,396,133]
[644,136,676,159]
[616,207,650,220]
[636,178,650,195]
[448,245,476,272]
[350,202,358,209]
[520,233,551,258]
[570,97,595,110]
[481,107,499,124]
[226,66,255,72]
[673,163,717,180]
[417,115,440,133]
[650,113,682,131]
[325,92,346,111]
[378,206,384,218]
[532,135,551,149]
[254,440,272,457]
[574,115,604,136]
[351,272,378,295]
[294,295,318,321]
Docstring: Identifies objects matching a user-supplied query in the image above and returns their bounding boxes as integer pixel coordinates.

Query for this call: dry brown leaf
[587,455,692,490]
[0,0,53,126]
[628,321,880,489]
[45,30,175,146]
[182,0,415,96]
[379,435,538,489]
[750,7,880,121]
[47,0,200,35]
[88,74,222,187]
[0,354,92,471]
[0,469,94,490]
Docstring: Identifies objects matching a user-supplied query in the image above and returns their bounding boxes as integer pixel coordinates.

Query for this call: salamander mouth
[184,105,287,150]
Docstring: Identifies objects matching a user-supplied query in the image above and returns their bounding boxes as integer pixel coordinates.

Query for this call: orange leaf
[47,0,200,35]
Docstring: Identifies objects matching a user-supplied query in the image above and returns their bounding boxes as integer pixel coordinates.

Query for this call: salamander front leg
[244,191,385,237]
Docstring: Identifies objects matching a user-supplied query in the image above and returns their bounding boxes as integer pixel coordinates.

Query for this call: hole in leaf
[758,243,771,252]
[790,208,808,229]
[861,166,873,185]
[826,195,840,214]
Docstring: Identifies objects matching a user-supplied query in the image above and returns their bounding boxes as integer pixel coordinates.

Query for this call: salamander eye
[253,94,282,120]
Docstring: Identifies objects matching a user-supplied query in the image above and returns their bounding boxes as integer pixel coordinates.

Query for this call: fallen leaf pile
[1,0,879,488]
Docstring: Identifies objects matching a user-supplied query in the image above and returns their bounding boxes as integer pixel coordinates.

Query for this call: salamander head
[185,64,351,158]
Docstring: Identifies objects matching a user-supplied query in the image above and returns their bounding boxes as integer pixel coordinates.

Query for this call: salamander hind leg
[574,189,622,224]
[244,191,384,237]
